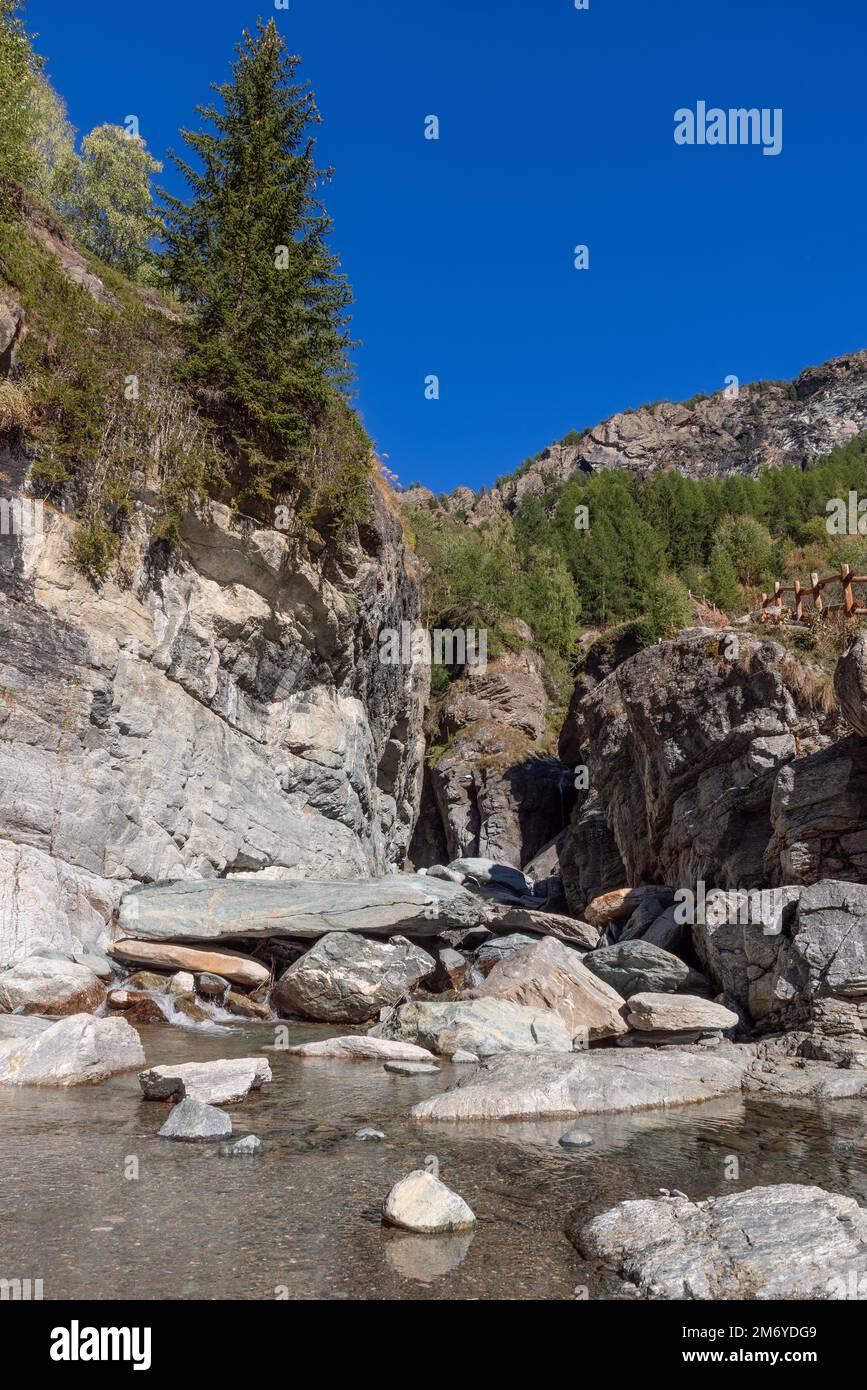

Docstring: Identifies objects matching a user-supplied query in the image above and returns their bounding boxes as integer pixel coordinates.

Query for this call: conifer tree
[161,19,356,508]
[0,0,39,205]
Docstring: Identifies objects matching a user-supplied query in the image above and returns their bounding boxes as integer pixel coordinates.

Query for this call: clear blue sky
[27,0,867,494]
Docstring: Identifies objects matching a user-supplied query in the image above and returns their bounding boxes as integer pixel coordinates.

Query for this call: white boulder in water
[383,1170,476,1234]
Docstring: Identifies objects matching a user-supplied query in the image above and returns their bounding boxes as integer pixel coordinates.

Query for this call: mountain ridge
[404,349,867,526]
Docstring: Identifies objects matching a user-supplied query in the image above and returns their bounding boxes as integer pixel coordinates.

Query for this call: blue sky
[27,0,867,494]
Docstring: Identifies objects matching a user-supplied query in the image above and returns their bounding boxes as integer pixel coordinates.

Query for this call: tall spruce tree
[161,19,357,509]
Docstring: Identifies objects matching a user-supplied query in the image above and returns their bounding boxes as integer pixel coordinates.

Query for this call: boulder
[382,1171,476,1233]
[197,972,230,999]
[467,936,628,1040]
[584,940,698,997]
[110,940,269,989]
[169,992,212,1024]
[411,1047,746,1121]
[376,997,574,1057]
[139,1057,272,1104]
[474,934,541,974]
[766,738,867,885]
[0,1013,145,1087]
[626,992,739,1033]
[448,859,533,895]
[117,875,489,942]
[271,932,435,1023]
[223,991,270,1020]
[287,1036,437,1062]
[584,886,671,930]
[169,971,195,995]
[126,971,170,992]
[485,904,600,949]
[835,634,867,737]
[0,955,106,1016]
[693,879,867,1037]
[106,988,167,1024]
[573,1184,867,1299]
[158,1097,232,1143]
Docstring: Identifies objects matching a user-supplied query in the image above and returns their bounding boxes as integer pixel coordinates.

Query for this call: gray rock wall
[0,487,428,965]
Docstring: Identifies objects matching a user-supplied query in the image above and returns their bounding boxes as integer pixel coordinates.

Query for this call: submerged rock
[219,1134,263,1157]
[0,1013,145,1087]
[271,932,435,1023]
[382,1170,476,1233]
[573,1184,867,1299]
[384,1060,441,1075]
[0,955,106,1016]
[411,1047,746,1121]
[353,1128,385,1140]
[139,1057,272,1104]
[467,936,628,1041]
[376,997,574,1057]
[559,1128,593,1150]
[288,1035,437,1062]
[158,1096,232,1143]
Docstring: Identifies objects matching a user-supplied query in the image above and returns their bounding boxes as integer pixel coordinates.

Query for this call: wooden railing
[759,564,867,622]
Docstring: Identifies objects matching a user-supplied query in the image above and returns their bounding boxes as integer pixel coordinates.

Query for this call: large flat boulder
[377,997,573,1057]
[485,904,600,949]
[139,1057,272,1104]
[573,1185,867,1299]
[0,1013,145,1086]
[109,939,269,989]
[117,875,489,943]
[466,936,628,1040]
[411,1047,746,1121]
[271,932,435,1023]
[0,955,106,1016]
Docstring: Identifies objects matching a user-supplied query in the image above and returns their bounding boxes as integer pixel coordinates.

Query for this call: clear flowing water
[1,1021,866,1301]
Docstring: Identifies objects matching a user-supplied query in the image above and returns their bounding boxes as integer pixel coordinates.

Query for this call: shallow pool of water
[1,1023,865,1300]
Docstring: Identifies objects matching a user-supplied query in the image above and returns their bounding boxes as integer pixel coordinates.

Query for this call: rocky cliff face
[0,482,427,967]
[405,350,867,525]
[410,627,575,871]
[556,628,844,897]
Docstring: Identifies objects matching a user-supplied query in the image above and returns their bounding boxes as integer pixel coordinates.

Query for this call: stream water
[2,1020,866,1301]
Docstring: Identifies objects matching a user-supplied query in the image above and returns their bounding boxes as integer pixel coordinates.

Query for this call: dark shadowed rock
[564,630,840,891]
[584,940,700,997]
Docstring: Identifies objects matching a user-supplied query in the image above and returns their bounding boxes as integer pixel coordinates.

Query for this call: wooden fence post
[842,562,854,614]
[794,579,803,622]
[811,571,822,616]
